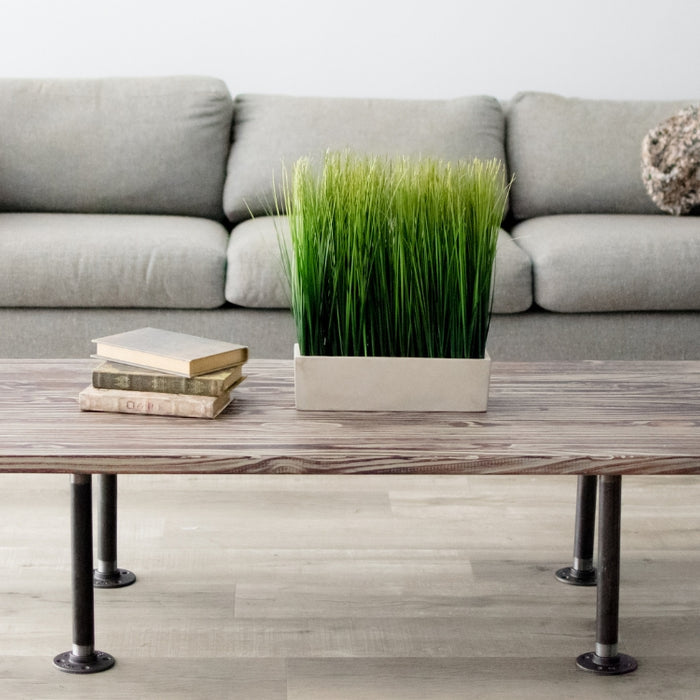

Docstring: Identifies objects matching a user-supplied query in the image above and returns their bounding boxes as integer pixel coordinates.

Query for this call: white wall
[1,0,697,100]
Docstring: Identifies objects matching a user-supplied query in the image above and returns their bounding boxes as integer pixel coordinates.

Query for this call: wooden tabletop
[0,359,698,475]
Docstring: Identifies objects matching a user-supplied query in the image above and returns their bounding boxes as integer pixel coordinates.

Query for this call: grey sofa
[1,77,698,360]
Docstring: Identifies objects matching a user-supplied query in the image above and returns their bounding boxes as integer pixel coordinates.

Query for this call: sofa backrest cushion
[223,93,506,223]
[0,76,233,219]
[507,91,696,220]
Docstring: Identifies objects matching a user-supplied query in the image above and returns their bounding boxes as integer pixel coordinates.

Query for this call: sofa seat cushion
[224,94,506,223]
[225,216,532,313]
[511,214,700,312]
[507,92,696,220]
[0,213,228,308]
[0,76,233,219]
[493,229,533,313]
[225,216,290,308]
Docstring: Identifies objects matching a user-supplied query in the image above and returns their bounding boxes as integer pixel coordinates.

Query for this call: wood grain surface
[0,359,698,475]
[3,471,700,698]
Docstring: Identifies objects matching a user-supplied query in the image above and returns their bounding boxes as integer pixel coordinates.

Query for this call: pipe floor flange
[93,568,136,589]
[555,566,597,586]
[576,651,637,675]
[53,650,115,674]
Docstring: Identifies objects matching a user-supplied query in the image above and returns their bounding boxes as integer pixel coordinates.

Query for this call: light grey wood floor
[0,473,698,699]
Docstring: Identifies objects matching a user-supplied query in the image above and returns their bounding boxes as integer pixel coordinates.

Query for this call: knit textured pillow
[641,105,700,215]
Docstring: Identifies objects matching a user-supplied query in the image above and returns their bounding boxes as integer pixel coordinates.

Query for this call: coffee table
[1,359,698,675]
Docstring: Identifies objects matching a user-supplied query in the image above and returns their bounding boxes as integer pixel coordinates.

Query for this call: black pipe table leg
[54,474,115,674]
[556,475,598,585]
[93,474,136,588]
[576,475,637,675]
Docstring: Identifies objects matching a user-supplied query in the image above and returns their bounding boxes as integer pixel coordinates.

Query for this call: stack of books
[78,327,248,419]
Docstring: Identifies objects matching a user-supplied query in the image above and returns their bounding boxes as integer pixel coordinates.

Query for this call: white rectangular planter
[293,344,491,412]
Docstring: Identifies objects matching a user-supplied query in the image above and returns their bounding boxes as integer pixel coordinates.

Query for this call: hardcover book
[92,327,248,377]
[92,361,245,396]
[78,385,232,419]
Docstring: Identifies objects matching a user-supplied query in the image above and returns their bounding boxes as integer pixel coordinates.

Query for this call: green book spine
[92,361,244,396]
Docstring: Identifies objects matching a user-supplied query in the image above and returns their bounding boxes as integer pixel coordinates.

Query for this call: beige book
[78,385,232,419]
[92,327,248,377]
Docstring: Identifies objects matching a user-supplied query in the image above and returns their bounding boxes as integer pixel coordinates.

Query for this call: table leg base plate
[93,568,136,588]
[555,566,597,586]
[53,650,115,674]
[576,652,637,675]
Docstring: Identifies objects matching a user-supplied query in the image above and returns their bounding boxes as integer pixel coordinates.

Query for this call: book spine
[79,387,229,419]
[92,370,226,396]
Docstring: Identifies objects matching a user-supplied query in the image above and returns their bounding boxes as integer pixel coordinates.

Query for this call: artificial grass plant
[282,151,510,359]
